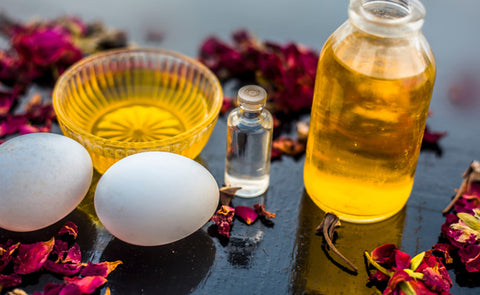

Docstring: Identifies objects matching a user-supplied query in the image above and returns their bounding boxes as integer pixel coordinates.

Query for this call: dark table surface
[1,0,480,294]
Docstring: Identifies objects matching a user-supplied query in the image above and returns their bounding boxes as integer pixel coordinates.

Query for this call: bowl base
[91,102,187,142]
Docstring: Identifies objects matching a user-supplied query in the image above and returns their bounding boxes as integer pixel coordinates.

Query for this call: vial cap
[237,85,267,110]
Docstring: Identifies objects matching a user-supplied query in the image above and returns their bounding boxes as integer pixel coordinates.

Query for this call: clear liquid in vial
[224,85,273,198]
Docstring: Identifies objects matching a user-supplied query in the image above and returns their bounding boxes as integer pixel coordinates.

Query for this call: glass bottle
[224,85,273,197]
[304,0,436,223]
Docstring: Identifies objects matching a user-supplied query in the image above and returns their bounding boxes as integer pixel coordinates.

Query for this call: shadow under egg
[99,229,216,294]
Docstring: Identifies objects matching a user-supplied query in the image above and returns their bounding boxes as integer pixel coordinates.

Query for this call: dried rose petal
[394,249,411,270]
[253,203,276,219]
[235,206,258,225]
[270,146,284,160]
[458,244,480,272]
[0,241,20,273]
[403,279,437,295]
[368,270,390,283]
[423,125,447,144]
[62,244,82,264]
[417,254,452,292]
[52,239,69,258]
[0,273,22,289]
[382,269,412,294]
[58,222,79,239]
[199,30,318,113]
[80,260,122,277]
[272,136,305,157]
[371,244,398,266]
[0,90,18,116]
[0,115,28,137]
[63,276,107,294]
[464,182,480,199]
[14,238,54,275]
[431,243,454,265]
[11,25,82,76]
[210,205,235,238]
[42,260,82,276]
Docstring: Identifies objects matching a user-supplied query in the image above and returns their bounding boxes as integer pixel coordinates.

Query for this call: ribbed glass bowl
[53,48,223,173]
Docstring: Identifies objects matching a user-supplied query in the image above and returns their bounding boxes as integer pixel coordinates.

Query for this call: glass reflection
[291,191,406,294]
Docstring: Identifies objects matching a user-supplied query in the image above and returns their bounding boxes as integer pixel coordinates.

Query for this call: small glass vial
[224,85,273,197]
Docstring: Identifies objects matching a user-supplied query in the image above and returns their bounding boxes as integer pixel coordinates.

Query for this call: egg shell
[0,133,93,232]
[94,152,219,246]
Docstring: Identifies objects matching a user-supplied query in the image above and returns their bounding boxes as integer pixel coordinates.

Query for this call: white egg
[0,133,93,232]
[94,152,219,246]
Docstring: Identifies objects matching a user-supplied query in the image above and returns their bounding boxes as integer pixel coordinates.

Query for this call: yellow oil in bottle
[304,35,436,223]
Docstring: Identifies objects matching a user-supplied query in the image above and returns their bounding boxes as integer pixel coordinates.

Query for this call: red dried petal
[14,237,55,274]
[368,270,390,283]
[0,115,28,137]
[272,137,305,157]
[19,123,51,135]
[383,269,412,294]
[421,265,452,293]
[270,147,283,160]
[431,243,454,264]
[52,239,69,258]
[198,30,318,113]
[0,50,26,87]
[0,273,22,289]
[371,244,397,266]
[253,203,276,219]
[63,243,81,264]
[12,26,82,69]
[235,206,258,225]
[423,125,447,144]
[58,222,79,239]
[80,260,122,277]
[63,276,107,294]
[0,241,20,272]
[417,254,452,292]
[394,249,411,270]
[405,279,437,295]
[43,260,82,276]
[458,244,480,272]
[0,90,18,116]
[210,205,235,237]
[464,182,480,199]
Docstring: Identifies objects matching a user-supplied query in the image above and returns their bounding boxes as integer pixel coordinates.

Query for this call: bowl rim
[53,47,223,149]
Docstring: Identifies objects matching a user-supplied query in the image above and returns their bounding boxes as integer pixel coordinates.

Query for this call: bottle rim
[237,85,267,111]
[349,0,426,37]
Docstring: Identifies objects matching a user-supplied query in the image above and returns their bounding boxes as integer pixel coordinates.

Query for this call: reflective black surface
[1,0,480,294]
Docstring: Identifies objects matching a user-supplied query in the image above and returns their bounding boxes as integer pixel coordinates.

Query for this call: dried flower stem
[442,179,467,214]
[316,213,358,273]
[443,160,480,214]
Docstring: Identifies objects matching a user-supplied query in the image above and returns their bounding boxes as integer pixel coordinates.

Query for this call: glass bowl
[53,48,223,173]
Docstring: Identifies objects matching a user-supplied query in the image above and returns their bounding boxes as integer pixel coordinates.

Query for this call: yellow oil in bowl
[54,49,223,173]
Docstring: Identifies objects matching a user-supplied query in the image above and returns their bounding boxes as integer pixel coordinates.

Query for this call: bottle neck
[348,0,425,38]
[240,105,263,119]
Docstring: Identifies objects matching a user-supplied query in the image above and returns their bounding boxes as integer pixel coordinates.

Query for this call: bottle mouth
[349,0,426,37]
[237,85,267,111]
